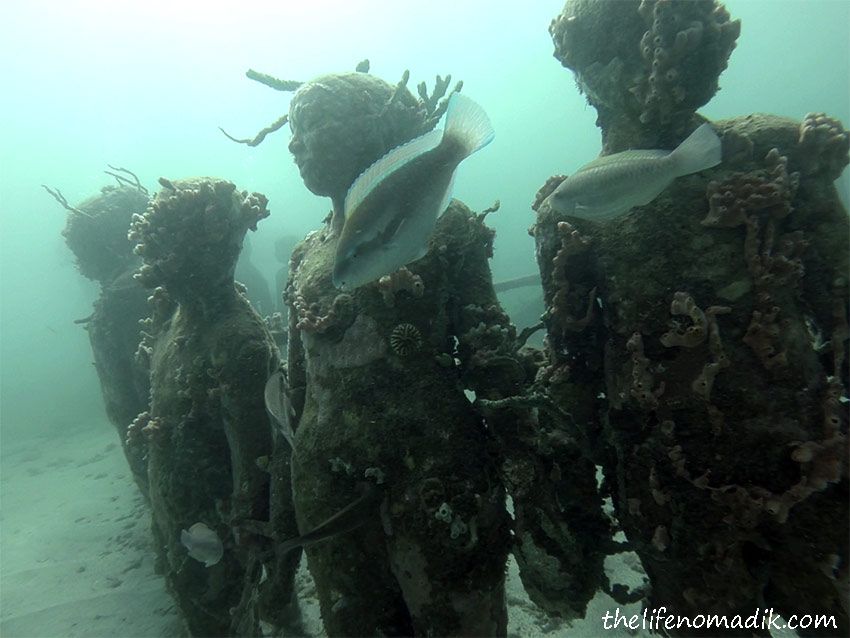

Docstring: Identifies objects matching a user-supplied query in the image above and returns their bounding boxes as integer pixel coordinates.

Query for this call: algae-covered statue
[277,70,516,636]
[127,178,284,636]
[537,0,849,633]
[52,178,152,495]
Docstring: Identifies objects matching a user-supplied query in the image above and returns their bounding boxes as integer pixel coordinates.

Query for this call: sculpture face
[287,73,425,204]
[288,95,354,198]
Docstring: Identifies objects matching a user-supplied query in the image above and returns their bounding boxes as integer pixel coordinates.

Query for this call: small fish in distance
[264,369,295,449]
[333,93,494,291]
[180,522,223,567]
[544,123,722,222]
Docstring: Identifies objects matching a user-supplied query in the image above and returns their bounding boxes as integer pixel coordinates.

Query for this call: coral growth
[129,178,269,299]
[633,0,740,127]
[292,291,353,333]
[797,112,850,179]
[378,267,424,307]
[532,175,567,212]
[548,221,595,334]
[549,0,739,148]
[389,323,423,358]
[626,332,664,410]
[659,291,706,348]
[702,148,812,374]
[702,147,799,228]
[691,306,731,400]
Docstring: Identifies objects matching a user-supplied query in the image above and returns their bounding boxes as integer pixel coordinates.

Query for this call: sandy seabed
[0,424,649,638]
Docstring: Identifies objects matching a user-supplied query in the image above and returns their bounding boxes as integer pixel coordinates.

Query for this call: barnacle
[389,323,422,357]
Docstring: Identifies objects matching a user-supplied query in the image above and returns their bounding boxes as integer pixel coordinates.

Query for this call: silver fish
[264,369,295,449]
[545,123,722,221]
[180,522,223,567]
[333,93,494,291]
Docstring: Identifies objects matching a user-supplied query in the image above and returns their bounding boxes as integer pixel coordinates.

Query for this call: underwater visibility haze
[1,1,849,637]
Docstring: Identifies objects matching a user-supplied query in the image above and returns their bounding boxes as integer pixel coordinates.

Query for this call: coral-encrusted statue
[279,71,515,636]
[538,0,849,633]
[57,181,152,495]
[128,178,283,636]
[551,0,740,152]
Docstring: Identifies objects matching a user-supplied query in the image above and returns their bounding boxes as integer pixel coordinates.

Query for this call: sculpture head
[288,72,425,208]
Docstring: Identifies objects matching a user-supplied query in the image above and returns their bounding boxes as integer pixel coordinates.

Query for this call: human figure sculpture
[535,0,849,633]
[127,178,286,636]
[58,182,152,495]
[276,71,515,636]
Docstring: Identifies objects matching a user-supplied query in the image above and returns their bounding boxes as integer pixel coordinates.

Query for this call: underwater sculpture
[127,178,292,636]
[537,0,849,634]
[271,67,612,635]
[274,70,516,637]
[51,177,152,495]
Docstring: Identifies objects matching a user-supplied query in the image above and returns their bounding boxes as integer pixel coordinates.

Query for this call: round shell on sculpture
[390,323,423,358]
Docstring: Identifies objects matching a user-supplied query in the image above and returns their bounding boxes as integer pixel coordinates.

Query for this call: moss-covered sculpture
[55,183,152,494]
[128,178,287,636]
[537,2,849,632]
[550,0,740,152]
[276,68,612,634]
[278,72,512,636]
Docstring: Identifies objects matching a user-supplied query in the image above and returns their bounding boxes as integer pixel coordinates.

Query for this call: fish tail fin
[669,123,722,176]
[443,93,494,159]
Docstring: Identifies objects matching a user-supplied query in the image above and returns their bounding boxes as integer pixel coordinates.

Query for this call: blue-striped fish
[545,123,722,221]
[332,93,494,291]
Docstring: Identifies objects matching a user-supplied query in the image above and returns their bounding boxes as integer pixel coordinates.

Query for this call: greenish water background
[1,0,847,441]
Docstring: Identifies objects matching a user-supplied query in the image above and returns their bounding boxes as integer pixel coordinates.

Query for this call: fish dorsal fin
[576,149,669,174]
[344,129,444,217]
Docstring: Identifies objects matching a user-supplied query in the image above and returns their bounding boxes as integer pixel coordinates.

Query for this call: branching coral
[797,112,850,179]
